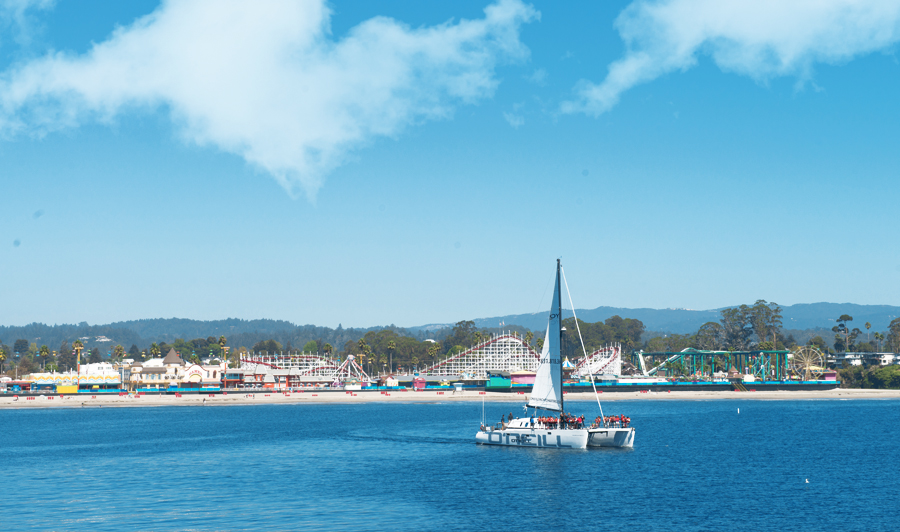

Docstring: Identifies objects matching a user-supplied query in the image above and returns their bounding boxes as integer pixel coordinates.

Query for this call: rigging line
[534,269,554,316]
[561,265,605,421]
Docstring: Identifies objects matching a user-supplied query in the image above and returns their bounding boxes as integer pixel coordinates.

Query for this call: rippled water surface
[1,398,897,531]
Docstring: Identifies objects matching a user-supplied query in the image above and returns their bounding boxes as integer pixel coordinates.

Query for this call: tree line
[5,301,900,383]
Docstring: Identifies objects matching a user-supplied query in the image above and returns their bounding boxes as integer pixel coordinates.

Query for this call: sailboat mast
[556,258,563,414]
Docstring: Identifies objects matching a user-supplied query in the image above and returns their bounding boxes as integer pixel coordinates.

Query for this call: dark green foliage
[717,301,782,350]
[840,365,900,389]
[644,333,694,353]
[720,307,752,350]
[442,321,477,353]
[13,339,28,353]
[15,356,39,375]
[889,318,900,353]
[869,366,900,389]
[88,348,101,364]
[696,322,724,350]
[170,337,224,359]
[855,342,875,352]
[561,315,644,358]
[58,341,74,371]
[807,336,828,351]
[252,339,283,354]
[832,315,860,352]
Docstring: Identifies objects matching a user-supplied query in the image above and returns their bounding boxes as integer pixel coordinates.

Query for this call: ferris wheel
[789,346,825,381]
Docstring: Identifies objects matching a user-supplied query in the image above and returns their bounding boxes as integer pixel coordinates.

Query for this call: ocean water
[1,398,897,531]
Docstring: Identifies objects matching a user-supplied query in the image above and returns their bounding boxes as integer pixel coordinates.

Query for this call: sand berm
[2,388,899,409]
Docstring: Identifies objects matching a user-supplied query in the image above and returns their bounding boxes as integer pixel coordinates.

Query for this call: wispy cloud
[0,0,538,198]
[524,67,547,85]
[0,0,54,48]
[503,111,524,128]
[562,0,900,116]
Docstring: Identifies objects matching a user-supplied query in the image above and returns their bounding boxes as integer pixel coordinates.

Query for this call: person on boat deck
[529,415,534,427]
[509,412,514,422]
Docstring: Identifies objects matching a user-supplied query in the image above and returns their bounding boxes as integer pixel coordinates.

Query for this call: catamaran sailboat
[587,414,635,448]
[475,259,589,448]
[474,259,635,449]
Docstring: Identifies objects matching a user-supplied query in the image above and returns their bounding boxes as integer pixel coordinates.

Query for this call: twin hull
[475,428,588,449]
[587,427,635,448]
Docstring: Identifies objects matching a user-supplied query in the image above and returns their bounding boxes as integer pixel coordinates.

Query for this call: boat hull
[475,428,588,449]
[587,427,635,448]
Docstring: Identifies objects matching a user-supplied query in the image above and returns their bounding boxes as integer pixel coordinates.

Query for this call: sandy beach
[2,387,899,409]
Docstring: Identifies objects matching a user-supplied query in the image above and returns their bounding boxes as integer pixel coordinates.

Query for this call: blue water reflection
[0,399,896,531]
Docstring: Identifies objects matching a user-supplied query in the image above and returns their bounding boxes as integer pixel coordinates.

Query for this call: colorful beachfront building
[27,362,122,393]
[127,349,224,391]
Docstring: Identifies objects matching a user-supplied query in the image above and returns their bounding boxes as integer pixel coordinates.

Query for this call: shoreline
[2,388,899,409]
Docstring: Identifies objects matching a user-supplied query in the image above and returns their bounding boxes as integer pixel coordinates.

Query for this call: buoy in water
[737,408,740,414]
[805,479,809,483]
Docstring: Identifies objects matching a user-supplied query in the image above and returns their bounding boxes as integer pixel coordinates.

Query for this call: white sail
[527,269,563,411]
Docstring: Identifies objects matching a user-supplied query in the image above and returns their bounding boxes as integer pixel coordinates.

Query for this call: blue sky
[2,0,900,328]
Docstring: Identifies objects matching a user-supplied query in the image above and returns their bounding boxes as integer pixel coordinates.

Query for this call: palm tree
[473,332,483,346]
[73,340,84,373]
[525,331,534,346]
[150,343,160,358]
[379,354,388,375]
[323,343,333,358]
[387,341,396,373]
[874,332,885,352]
[411,356,419,372]
[113,344,125,362]
[217,336,228,365]
[426,344,440,370]
[865,322,872,345]
[39,345,50,368]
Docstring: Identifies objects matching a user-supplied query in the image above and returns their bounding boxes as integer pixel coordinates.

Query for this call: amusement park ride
[239,330,828,384]
[239,335,626,382]
[631,346,827,381]
[240,353,372,381]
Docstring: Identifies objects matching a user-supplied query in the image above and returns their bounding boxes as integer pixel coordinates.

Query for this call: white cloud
[524,67,546,85]
[0,0,54,48]
[0,0,538,198]
[503,111,524,128]
[0,0,54,16]
[562,0,900,116]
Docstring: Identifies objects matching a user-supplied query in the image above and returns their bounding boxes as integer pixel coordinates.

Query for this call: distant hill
[3,303,899,353]
[778,303,900,332]
[463,302,900,335]
[106,318,302,343]
[0,319,409,354]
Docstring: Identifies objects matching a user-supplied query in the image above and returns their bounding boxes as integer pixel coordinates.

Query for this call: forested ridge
[3,302,900,389]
